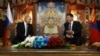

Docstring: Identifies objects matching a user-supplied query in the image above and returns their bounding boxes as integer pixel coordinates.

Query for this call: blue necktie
[68,23,71,30]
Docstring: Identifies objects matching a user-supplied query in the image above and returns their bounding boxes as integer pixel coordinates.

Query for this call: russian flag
[4,3,13,46]
[5,3,13,25]
[89,4,100,43]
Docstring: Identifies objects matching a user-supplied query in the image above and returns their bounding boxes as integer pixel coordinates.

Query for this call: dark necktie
[68,23,71,30]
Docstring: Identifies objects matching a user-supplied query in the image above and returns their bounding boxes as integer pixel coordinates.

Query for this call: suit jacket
[16,22,34,41]
[63,21,82,38]
[0,20,5,38]
[97,21,100,31]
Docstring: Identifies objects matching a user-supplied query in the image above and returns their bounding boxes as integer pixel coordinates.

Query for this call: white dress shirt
[24,22,28,36]
[69,21,73,30]
[67,21,74,38]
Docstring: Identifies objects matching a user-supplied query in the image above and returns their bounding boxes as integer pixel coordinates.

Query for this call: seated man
[63,13,83,46]
[12,15,34,44]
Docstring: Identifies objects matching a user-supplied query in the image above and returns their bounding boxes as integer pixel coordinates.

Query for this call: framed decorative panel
[36,1,66,36]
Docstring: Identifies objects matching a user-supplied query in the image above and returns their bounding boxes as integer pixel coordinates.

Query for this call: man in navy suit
[13,15,34,44]
[63,13,83,46]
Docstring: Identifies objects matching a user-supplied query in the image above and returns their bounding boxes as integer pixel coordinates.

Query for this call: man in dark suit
[13,15,34,44]
[63,13,83,46]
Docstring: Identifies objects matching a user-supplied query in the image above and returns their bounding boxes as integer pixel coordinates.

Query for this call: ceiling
[0,0,100,9]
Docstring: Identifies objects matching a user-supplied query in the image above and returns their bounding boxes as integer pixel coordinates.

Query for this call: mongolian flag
[89,4,100,43]
[4,3,13,46]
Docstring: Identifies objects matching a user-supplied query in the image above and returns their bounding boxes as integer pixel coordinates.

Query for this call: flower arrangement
[11,35,72,49]
[24,36,37,47]
[11,36,37,48]
[47,36,63,48]
[33,36,50,48]
[64,43,71,49]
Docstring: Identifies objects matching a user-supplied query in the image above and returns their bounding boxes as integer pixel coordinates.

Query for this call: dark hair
[66,13,73,17]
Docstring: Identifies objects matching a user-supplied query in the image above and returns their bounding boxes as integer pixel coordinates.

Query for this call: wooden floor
[0,46,100,56]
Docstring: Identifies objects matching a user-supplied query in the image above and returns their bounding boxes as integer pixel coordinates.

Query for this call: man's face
[25,16,31,24]
[66,15,73,23]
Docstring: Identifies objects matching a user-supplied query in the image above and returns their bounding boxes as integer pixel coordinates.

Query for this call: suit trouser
[65,37,82,46]
[12,36,26,44]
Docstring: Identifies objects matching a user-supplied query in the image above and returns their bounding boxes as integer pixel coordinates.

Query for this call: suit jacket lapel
[22,22,25,33]
[72,21,75,30]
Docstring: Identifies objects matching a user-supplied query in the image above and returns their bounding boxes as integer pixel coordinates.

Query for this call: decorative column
[32,0,38,35]
[64,0,71,16]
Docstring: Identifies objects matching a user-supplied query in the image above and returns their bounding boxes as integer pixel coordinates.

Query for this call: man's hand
[66,34,73,38]
[66,30,74,34]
